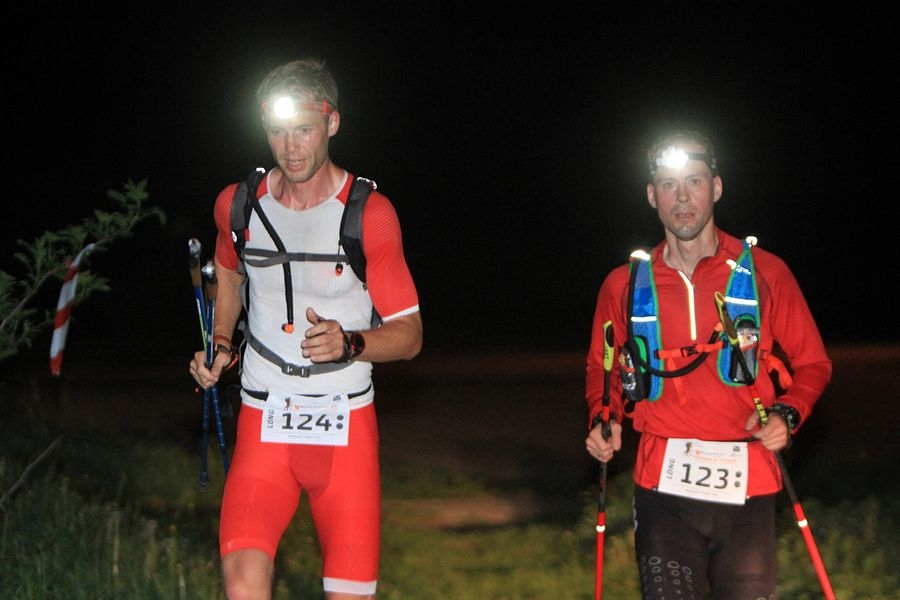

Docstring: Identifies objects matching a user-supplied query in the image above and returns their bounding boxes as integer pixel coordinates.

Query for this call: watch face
[786,408,799,430]
[771,405,798,430]
[351,332,365,355]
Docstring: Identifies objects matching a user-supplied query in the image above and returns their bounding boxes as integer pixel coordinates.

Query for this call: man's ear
[327,110,341,137]
[646,183,657,209]
[713,175,723,203]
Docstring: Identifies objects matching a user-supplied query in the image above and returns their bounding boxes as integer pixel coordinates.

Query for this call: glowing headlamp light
[654,146,714,171]
[263,95,334,119]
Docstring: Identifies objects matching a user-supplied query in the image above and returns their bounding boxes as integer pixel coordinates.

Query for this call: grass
[2,345,899,598]
[2,429,899,600]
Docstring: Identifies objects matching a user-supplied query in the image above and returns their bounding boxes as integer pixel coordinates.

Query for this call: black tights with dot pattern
[633,486,777,600]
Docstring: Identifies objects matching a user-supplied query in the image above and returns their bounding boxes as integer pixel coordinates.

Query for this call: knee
[224,579,269,600]
[222,549,273,600]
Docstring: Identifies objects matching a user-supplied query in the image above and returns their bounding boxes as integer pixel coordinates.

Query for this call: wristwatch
[214,342,235,360]
[347,331,366,359]
[338,330,366,362]
[767,403,800,432]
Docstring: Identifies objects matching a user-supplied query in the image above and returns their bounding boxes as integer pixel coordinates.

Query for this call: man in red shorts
[190,58,423,599]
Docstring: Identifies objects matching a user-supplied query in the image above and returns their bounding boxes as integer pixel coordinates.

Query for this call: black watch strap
[767,403,800,432]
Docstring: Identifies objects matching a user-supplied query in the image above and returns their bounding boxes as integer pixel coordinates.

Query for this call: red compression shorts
[219,401,381,587]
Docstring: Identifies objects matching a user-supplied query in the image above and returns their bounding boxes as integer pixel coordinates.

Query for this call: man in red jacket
[585,129,831,599]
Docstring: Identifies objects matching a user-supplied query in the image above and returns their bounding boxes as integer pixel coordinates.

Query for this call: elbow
[382,312,422,361]
[400,313,423,360]
[404,333,423,360]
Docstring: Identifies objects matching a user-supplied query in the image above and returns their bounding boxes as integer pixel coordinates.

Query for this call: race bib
[657,439,748,505]
[261,390,350,446]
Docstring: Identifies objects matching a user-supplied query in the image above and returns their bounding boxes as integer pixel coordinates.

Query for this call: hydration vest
[231,169,374,282]
[229,168,380,377]
[623,237,761,402]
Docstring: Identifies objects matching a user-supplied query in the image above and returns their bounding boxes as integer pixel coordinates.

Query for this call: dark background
[5,4,894,362]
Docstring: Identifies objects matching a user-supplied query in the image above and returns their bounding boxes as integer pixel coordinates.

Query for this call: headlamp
[262,95,334,119]
[653,146,715,172]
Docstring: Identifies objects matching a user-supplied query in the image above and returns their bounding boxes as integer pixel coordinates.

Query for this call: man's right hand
[189,349,228,389]
[585,419,623,463]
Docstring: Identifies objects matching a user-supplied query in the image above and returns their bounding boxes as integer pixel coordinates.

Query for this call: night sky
[7,4,894,362]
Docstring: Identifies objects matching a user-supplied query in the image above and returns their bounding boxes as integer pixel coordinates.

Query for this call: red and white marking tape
[49,243,96,376]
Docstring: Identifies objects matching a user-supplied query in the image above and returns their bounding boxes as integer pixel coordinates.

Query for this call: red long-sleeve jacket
[585,229,832,496]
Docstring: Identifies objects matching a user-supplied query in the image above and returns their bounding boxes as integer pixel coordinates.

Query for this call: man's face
[646,142,722,242]
[262,97,339,184]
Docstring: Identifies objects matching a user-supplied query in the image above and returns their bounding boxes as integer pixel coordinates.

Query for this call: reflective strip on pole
[49,243,96,376]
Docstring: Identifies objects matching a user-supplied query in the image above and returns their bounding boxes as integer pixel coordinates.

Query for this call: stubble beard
[666,213,708,242]
[278,158,317,185]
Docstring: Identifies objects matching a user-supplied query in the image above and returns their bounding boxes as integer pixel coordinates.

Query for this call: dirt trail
[5,344,898,527]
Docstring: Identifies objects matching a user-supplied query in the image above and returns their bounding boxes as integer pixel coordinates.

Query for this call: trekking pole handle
[202,261,218,302]
[600,320,614,440]
[716,292,765,423]
[714,292,739,345]
[189,238,203,288]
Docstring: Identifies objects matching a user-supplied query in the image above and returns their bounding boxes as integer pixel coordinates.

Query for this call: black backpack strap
[230,168,266,345]
[230,168,299,331]
[339,177,376,283]
[230,168,267,271]
[339,176,381,327]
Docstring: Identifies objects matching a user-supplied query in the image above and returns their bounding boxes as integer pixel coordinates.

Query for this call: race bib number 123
[657,438,748,505]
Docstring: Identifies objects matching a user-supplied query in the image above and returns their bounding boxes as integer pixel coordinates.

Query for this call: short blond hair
[647,129,718,180]
[256,58,339,114]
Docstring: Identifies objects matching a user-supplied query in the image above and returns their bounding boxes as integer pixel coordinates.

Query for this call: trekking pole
[715,293,835,600]
[188,239,208,348]
[202,260,230,476]
[595,320,614,600]
[771,441,835,599]
[188,239,211,487]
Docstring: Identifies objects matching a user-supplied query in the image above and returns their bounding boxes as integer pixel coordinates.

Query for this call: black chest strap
[239,321,353,377]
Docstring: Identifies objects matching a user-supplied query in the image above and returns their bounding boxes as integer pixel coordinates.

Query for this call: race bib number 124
[261,391,350,446]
